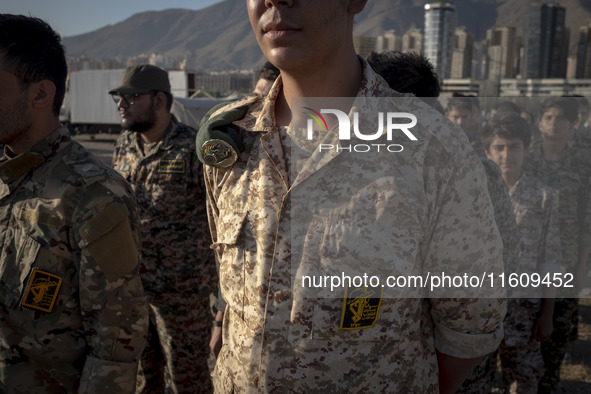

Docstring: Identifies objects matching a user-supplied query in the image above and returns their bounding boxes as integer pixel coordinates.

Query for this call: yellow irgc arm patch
[21,268,63,313]
[79,203,139,281]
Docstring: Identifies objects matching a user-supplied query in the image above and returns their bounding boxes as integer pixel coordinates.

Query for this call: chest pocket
[212,210,248,321]
[0,232,42,309]
[0,207,71,311]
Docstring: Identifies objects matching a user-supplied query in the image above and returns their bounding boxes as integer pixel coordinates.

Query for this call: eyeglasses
[111,92,152,106]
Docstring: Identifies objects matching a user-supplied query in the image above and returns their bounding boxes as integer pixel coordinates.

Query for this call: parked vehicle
[60,68,207,134]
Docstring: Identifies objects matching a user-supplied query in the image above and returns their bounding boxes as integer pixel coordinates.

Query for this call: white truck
[60,69,208,133]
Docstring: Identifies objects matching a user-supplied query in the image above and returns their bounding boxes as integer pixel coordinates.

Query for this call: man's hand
[210,311,224,358]
[534,298,554,342]
[437,352,482,394]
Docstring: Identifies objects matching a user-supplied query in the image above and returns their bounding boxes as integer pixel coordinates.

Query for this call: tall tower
[423,1,456,79]
[353,35,378,58]
[522,2,569,79]
[576,24,591,79]
[402,27,424,54]
[376,30,402,52]
[486,27,518,81]
[451,26,474,79]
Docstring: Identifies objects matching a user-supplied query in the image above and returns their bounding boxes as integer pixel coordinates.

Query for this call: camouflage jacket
[0,127,148,393]
[480,157,520,278]
[204,60,506,393]
[112,116,216,296]
[524,140,591,273]
[509,172,563,298]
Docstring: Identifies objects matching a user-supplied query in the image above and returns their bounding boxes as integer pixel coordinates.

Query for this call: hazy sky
[3,0,224,37]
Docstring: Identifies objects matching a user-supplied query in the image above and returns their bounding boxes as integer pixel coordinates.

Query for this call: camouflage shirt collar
[531,138,573,165]
[0,126,69,187]
[240,56,396,133]
[159,114,181,151]
[130,115,179,155]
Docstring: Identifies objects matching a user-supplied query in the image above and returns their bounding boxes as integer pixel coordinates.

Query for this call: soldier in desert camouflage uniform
[523,97,591,393]
[197,1,506,392]
[110,65,217,393]
[0,14,148,393]
[483,113,563,394]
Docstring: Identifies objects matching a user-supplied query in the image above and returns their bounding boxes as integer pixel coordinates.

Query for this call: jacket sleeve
[539,187,563,277]
[423,143,507,359]
[72,178,148,393]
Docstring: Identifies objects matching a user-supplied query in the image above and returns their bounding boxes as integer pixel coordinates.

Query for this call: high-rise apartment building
[353,35,378,58]
[402,27,424,54]
[424,1,456,79]
[576,23,591,79]
[471,41,488,80]
[567,56,578,79]
[451,26,474,79]
[522,2,569,79]
[486,27,518,81]
[376,30,403,52]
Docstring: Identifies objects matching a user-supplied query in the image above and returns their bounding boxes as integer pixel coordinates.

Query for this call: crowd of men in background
[1,3,590,393]
[445,94,591,393]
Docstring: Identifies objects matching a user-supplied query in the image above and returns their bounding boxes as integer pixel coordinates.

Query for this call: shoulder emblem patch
[340,285,383,330]
[158,160,185,173]
[20,268,63,313]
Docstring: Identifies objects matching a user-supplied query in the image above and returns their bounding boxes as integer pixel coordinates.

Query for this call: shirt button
[252,375,259,387]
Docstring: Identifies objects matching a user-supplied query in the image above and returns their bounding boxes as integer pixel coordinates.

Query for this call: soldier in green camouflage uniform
[110,65,217,393]
[523,97,591,393]
[199,2,506,392]
[0,14,148,393]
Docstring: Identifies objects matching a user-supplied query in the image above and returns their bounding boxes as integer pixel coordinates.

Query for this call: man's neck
[542,137,567,161]
[503,171,521,189]
[7,115,60,156]
[140,113,171,144]
[275,53,363,127]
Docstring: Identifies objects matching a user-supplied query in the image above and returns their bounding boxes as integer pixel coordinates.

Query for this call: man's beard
[129,116,157,133]
[0,89,32,146]
[126,102,157,133]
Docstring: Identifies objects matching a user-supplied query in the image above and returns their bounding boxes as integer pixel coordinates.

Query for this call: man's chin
[125,122,153,133]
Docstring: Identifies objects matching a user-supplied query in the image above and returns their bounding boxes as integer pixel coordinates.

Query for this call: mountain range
[62,0,591,71]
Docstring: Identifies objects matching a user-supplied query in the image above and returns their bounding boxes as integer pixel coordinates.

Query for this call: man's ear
[154,92,166,110]
[348,0,368,15]
[484,148,493,160]
[31,80,56,110]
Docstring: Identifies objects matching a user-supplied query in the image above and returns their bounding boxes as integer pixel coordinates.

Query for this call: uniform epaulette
[209,94,260,119]
[196,95,260,168]
[62,144,109,186]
